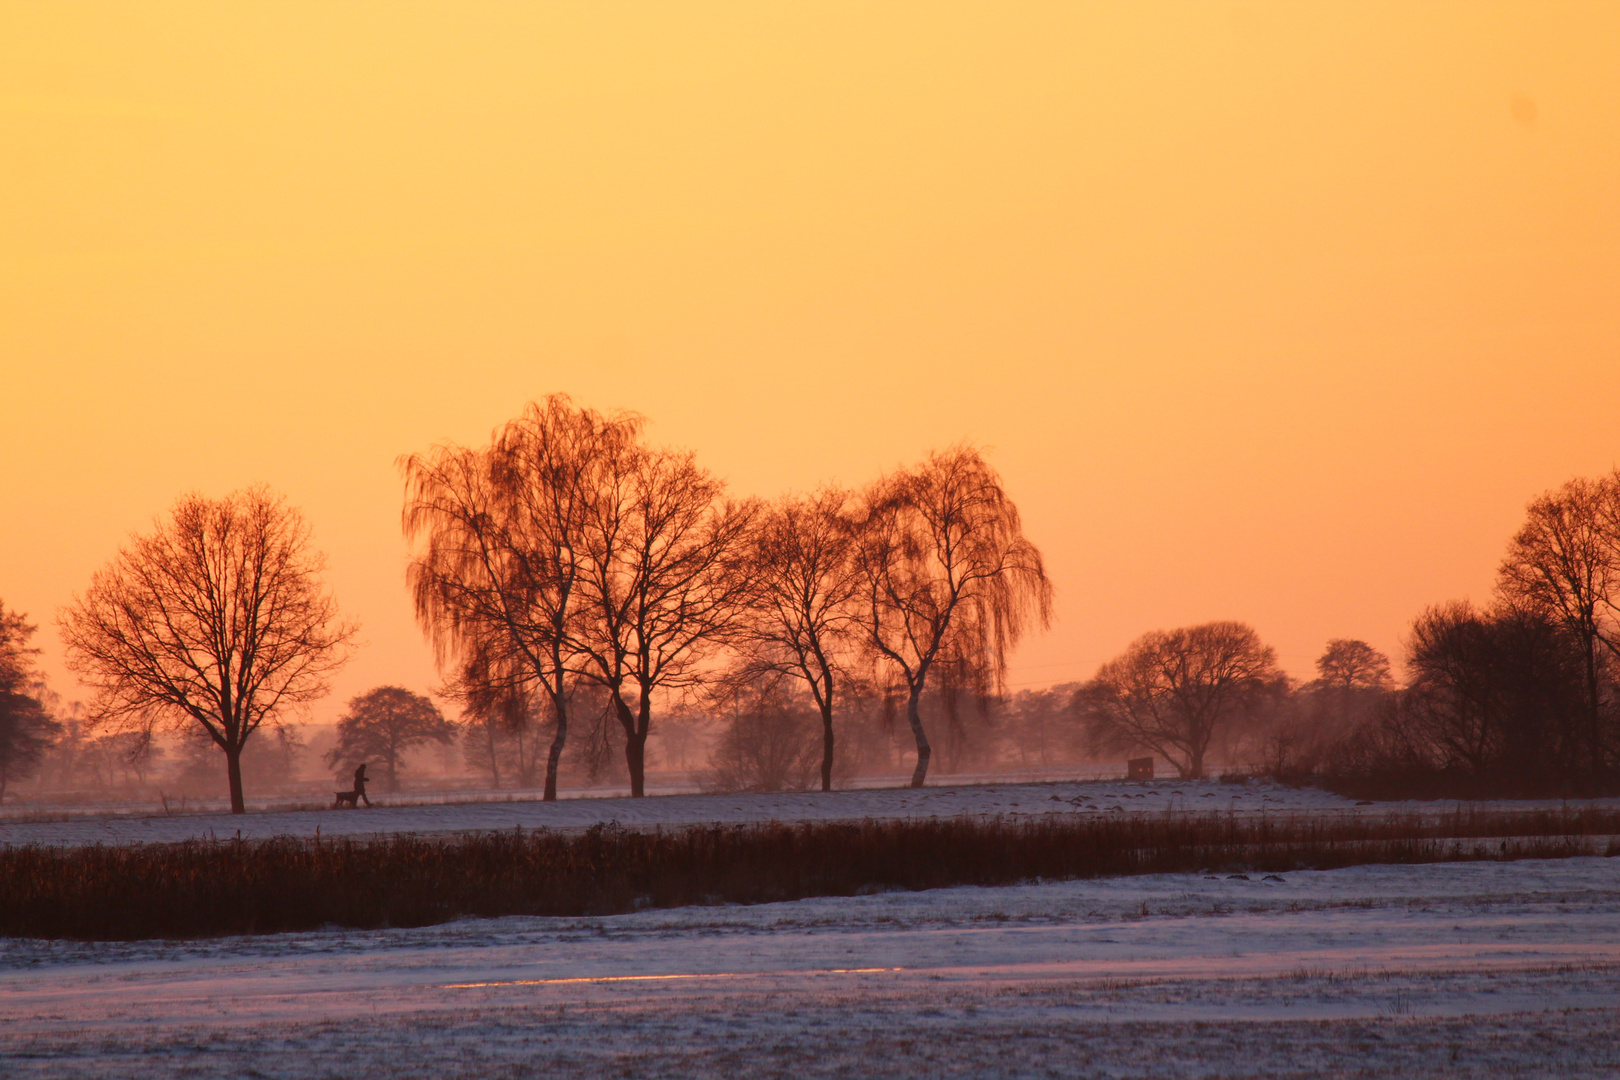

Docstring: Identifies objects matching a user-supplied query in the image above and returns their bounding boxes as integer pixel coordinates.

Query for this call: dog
[333,789,361,809]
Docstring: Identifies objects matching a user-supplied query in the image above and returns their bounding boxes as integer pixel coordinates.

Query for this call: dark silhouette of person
[353,762,373,808]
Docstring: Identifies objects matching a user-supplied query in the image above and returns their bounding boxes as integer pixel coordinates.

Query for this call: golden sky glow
[3,2,1617,708]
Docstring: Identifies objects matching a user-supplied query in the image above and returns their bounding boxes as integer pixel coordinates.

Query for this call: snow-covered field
[6,776,1616,848]
[5,781,1618,1076]
[4,856,1619,1077]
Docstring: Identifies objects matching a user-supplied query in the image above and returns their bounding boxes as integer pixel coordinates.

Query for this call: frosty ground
[7,776,1618,848]
[5,840,1619,1077]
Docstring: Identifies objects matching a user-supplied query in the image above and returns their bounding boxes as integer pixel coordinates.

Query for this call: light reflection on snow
[444,966,903,988]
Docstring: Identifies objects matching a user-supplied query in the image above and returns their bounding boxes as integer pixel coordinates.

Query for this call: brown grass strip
[2,807,1616,940]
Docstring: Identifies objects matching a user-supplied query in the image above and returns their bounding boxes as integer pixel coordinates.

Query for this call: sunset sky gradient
[3,2,1617,715]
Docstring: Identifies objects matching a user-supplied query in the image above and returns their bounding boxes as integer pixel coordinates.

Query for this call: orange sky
[2,2,1617,717]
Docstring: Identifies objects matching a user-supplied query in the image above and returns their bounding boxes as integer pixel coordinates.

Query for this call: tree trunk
[1584,638,1603,775]
[906,686,930,788]
[385,751,399,793]
[625,729,647,797]
[818,662,836,793]
[611,689,645,797]
[483,717,502,789]
[820,699,835,793]
[1188,746,1205,780]
[225,744,246,814]
[544,687,568,802]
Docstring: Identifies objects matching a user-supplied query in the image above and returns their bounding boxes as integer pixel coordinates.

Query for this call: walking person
[352,762,373,807]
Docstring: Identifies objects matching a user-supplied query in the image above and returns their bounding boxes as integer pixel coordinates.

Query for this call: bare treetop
[583,446,757,689]
[1499,474,1619,653]
[1314,639,1394,693]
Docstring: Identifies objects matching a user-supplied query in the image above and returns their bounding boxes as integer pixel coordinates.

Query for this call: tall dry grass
[2,807,1616,940]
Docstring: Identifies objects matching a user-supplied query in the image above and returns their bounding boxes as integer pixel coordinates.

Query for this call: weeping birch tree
[401,395,638,801]
[852,446,1052,787]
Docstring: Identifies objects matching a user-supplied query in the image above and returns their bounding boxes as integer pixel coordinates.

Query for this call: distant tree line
[1072,470,1620,796]
[11,400,1615,808]
[1321,471,1620,795]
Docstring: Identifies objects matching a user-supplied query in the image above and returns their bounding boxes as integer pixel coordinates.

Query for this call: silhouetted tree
[437,638,529,789]
[0,602,40,691]
[326,686,454,793]
[1403,601,1592,781]
[1498,473,1620,767]
[851,446,1052,787]
[0,694,56,803]
[1261,640,1394,779]
[402,395,640,800]
[1078,621,1283,779]
[0,602,57,802]
[732,488,861,791]
[460,706,507,789]
[59,489,355,813]
[573,444,758,796]
[1313,639,1394,693]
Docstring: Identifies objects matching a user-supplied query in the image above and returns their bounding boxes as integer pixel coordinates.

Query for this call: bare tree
[851,446,1052,787]
[1078,621,1283,779]
[326,685,455,793]
[1498,474,1620,764]
[732,488,861,791]
[573,444,758,796]
[402,396,639,800]
[59,489,354,813]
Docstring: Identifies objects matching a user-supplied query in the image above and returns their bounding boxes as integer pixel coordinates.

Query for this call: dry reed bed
[2,807,1616,940]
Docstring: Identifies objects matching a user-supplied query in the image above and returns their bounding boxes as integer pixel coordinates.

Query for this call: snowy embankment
[7,777,1616,848]
[3,857,1618,1077]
